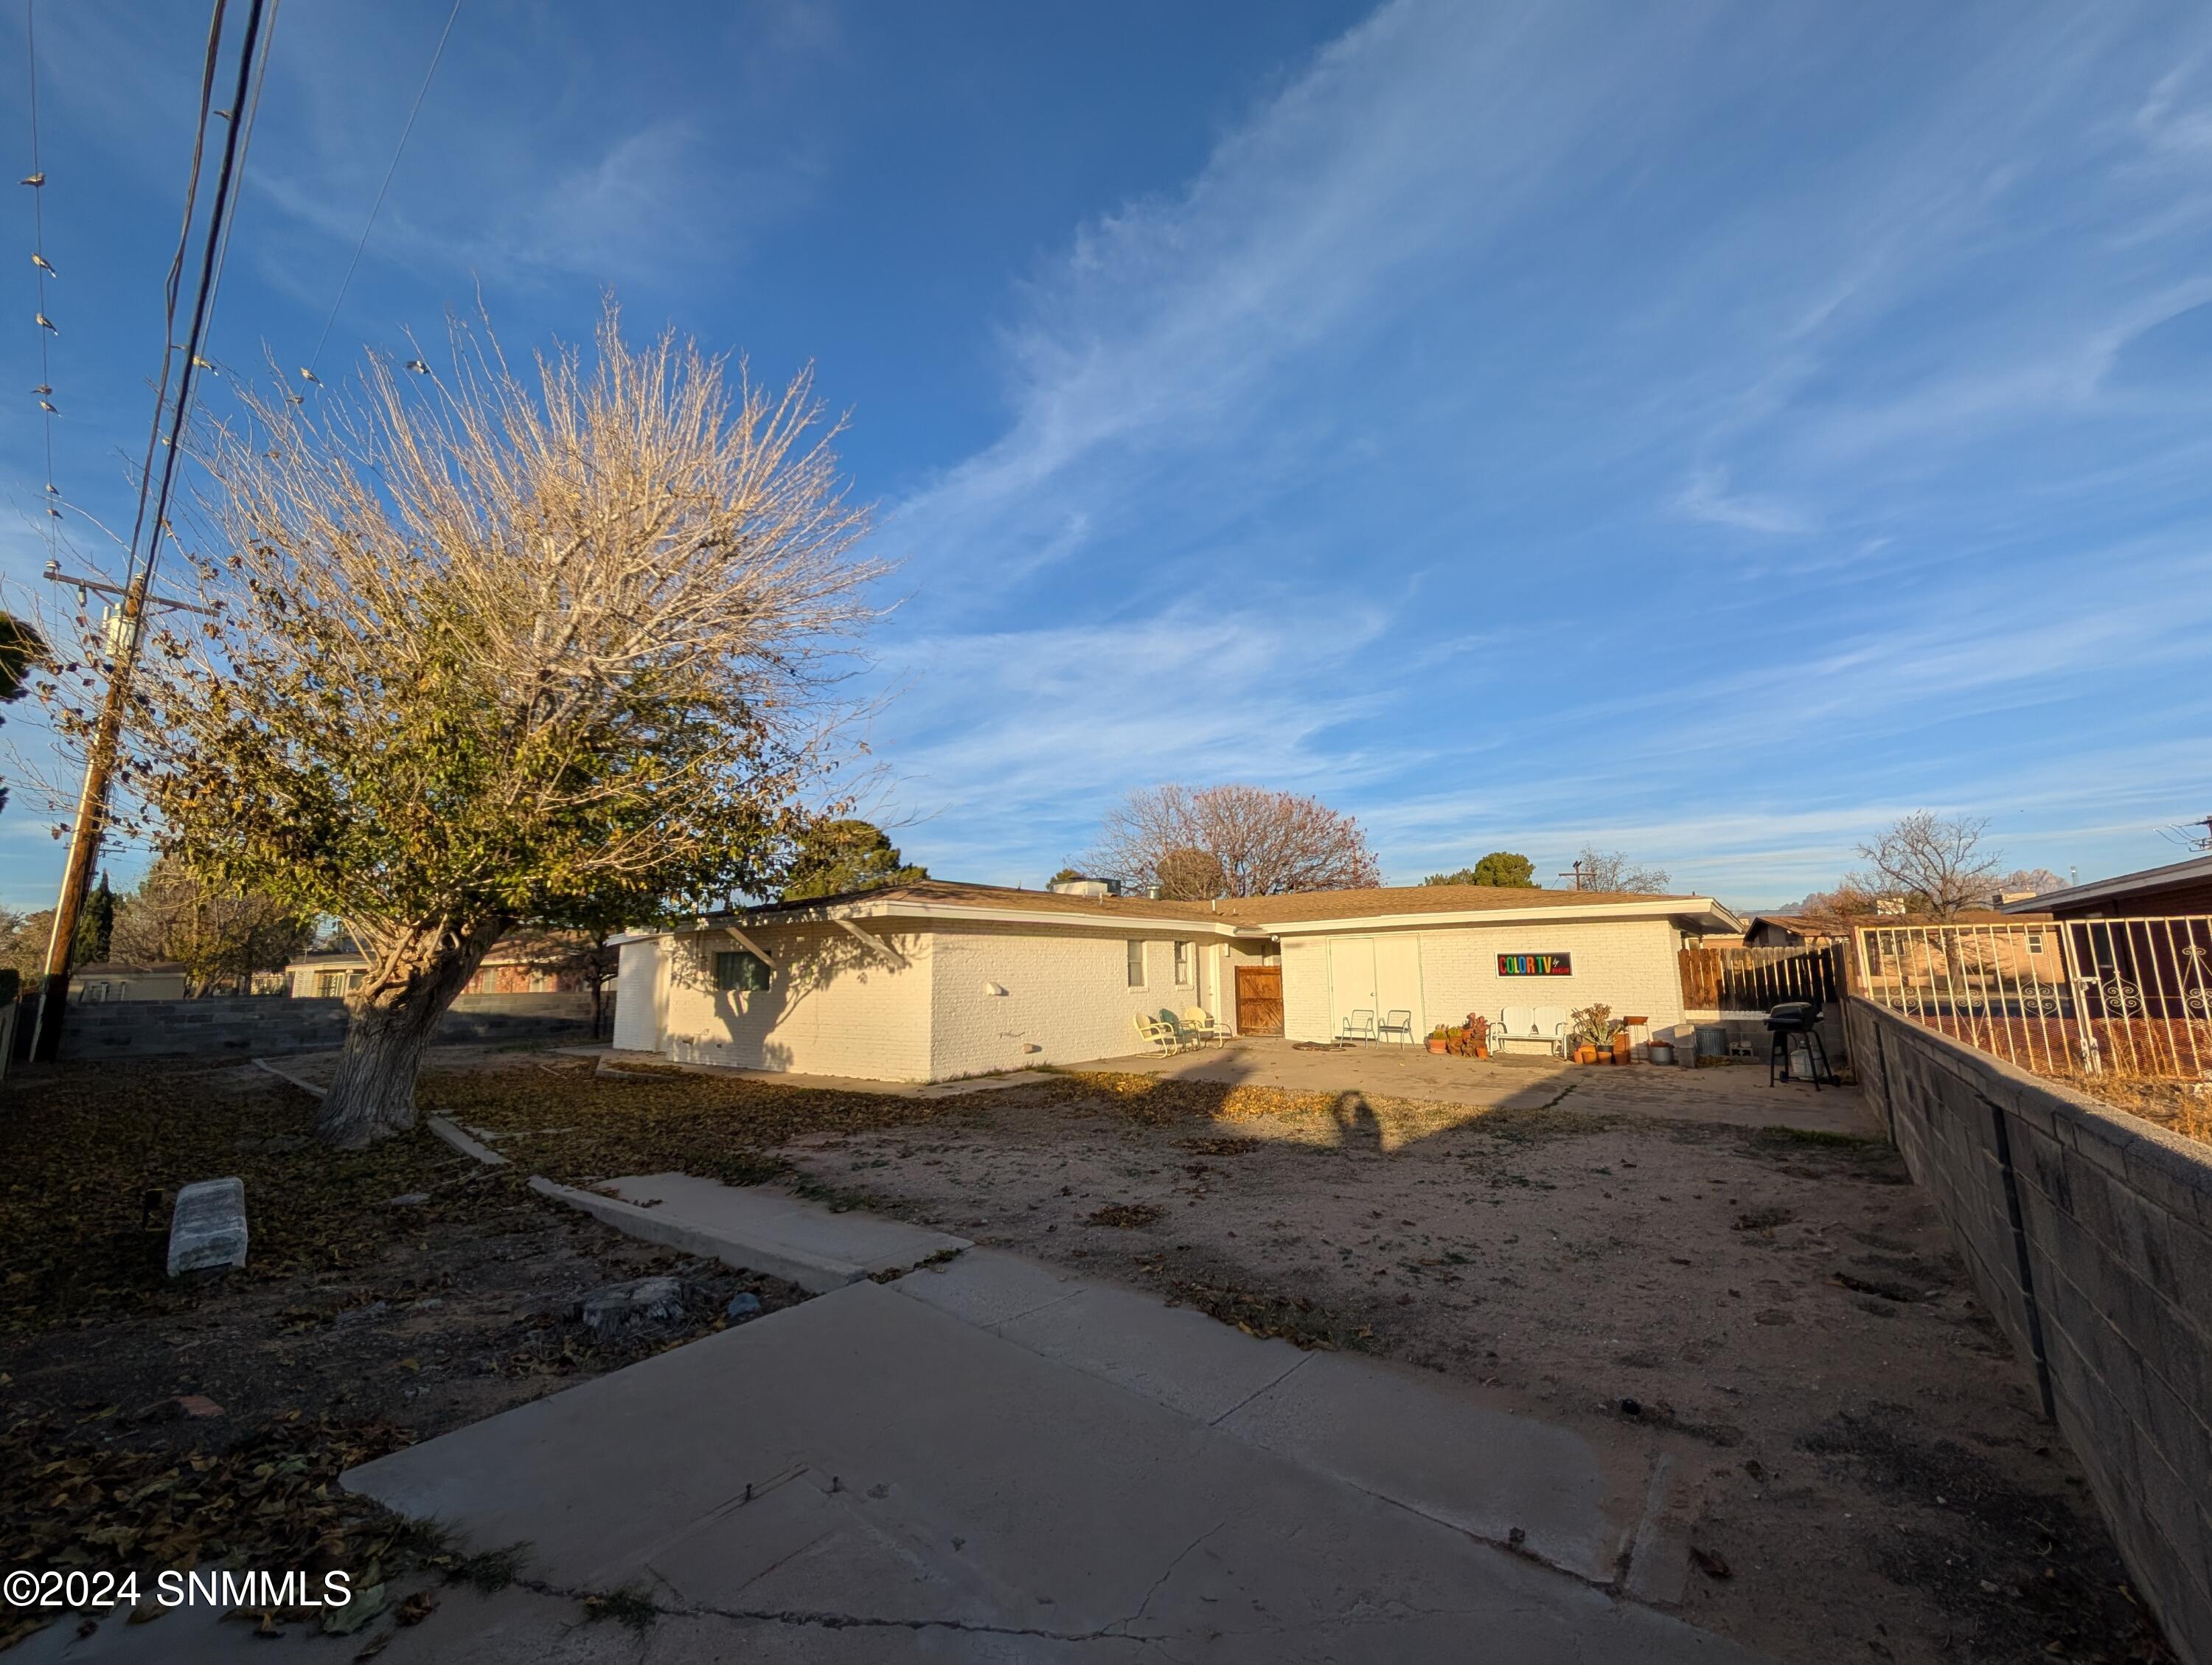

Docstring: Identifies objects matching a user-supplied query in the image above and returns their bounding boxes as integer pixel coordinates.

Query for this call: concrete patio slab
[1084,1036,1877,1136]
[594,1049,1056,1099]
[333,1278,1759,1663]
[529,1170,970,1293]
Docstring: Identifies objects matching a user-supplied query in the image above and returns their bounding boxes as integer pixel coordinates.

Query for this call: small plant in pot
[1427,1026,1450,1054]
[1568,1003,1616,1064]
[1449,1012,1491,1059]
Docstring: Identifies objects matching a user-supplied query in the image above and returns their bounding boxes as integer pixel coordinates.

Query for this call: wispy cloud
[1673,467,1813,535]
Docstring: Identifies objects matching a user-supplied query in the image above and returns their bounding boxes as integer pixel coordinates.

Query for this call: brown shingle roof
[748,878,1717,928]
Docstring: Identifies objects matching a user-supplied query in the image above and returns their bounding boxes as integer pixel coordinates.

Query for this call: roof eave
[1265,896,1744,935]
[2003,852,2212,914]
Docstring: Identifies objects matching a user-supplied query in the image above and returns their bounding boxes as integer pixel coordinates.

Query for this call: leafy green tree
[116,307,877,1145]
[780,819,927,901]
[0,612,47,817]
[1423,852,1537,888]
[84,872,116,963]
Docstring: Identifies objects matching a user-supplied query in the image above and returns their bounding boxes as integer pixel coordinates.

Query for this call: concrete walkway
[335,1268,1756,1663]
[1089,1037,1875,1136]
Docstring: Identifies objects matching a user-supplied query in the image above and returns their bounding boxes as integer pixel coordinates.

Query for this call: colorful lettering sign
[1498,952,1573,977]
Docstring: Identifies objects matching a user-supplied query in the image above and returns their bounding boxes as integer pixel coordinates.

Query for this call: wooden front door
[1235,965,1284,1035]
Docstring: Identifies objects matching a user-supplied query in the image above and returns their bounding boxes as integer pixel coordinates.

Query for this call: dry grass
[2046,1068,2212,1147]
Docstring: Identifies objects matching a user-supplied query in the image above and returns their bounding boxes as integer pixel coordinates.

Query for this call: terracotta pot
[1611,1035,1632,1063]
[1573,1043,1598,1065]
[1474,1045,1489,1060]
[1427,1038,1447,1054]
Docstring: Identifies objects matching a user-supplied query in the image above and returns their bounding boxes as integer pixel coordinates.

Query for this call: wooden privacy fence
[1678,945,1844,1012]
[1854,916,2212,1081]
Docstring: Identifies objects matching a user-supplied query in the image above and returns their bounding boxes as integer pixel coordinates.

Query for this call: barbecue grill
[1766,1000,1836,1088]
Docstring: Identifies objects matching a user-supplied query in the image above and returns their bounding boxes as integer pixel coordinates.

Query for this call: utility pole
[32,564,210,1059]
[1557,860,1586,891]
[27,0,267,1060]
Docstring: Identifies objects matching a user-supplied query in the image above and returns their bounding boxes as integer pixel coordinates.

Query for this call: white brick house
[613,881,1742,1083]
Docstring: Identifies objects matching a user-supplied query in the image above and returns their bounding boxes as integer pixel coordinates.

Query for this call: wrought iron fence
[1854,916,2212,1080]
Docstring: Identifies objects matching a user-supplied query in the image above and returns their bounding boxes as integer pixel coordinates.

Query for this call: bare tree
[97,304,877,1145]
[1570,846,1672,894]
[1994,867,2067,898]
[1087,785,1382,897]
[1851,812,2000,919]
[111,854,313,993]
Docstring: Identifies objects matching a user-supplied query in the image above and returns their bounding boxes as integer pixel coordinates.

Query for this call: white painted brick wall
[1417,918,1686,1034]
[1280,918,1687,1042]
[929,922,1208,1077]
[1281,937,1331,1040]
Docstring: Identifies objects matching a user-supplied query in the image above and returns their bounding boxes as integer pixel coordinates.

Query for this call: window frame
[715,948,771,993]
[1126,939,1148,989]
[1173,940,1193,987]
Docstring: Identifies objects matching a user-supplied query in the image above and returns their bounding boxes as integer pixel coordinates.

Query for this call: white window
[2026,931,2045,956]
[1127,939,1147,988]
[1173,941,1192,986]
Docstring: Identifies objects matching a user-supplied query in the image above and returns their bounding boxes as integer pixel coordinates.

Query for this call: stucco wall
[1279,917,1688,1042]
[1848,999,2212,1665]
[658,922,934,1082]
[928,922,1212,1077]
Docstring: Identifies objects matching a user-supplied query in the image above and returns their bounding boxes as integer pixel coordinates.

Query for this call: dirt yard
[0,1046,2180,1664]
[0,1057,809,1652]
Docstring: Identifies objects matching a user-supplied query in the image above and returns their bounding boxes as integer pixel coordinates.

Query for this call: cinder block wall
[1847,999,2212,1665]
[55,992,607,1059]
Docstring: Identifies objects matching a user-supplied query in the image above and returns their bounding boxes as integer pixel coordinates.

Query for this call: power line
[33,0,275,1059]
[121,0,234,577]
[198,0,283,355]
[306,0,463,378]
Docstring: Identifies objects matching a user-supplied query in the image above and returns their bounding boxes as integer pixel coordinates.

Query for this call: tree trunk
[317,917,507,1148]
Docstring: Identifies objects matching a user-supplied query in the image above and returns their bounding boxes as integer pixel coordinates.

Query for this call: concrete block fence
[1847,998,2212,1665]
[49,991,612,1060]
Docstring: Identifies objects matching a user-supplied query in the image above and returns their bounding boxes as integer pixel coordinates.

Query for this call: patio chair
[1133,1011,1182,1056]
[1377,1009,1414,1046]
[1181,1007,1228,1046]
[1340,1008,1377,1042]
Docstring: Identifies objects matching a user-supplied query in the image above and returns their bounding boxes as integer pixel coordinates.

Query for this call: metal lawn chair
[1340,1008,1377,1042]
[1133,1012,1182,1055]
[1378,1009,1414,1046]
[1181,1007,1228,1046]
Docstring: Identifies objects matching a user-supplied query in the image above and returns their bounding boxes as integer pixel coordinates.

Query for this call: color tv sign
[1497,953,1572,977]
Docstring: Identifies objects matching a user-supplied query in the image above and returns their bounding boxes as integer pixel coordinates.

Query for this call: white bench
[1494,1004,1568,1057]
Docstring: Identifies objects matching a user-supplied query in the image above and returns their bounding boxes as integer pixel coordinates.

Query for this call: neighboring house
[284,930,611,998]
[69,961,189,1003]
[613,880,1742,1084]
[1739,914,1840,948]
[2003,852,2212,920]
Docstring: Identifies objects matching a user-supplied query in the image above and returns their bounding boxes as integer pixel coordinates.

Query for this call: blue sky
[4,0,2211,914]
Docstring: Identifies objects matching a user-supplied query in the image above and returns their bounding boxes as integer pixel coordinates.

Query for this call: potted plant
[1427,1026,1450,1054]
[1568,1003,1615,1065]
